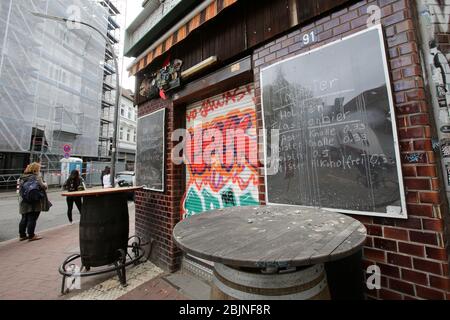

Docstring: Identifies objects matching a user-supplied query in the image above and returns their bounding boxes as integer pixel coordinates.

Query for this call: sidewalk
[0,203,135,300]
[0,222,82,299]
[0,202,209,300]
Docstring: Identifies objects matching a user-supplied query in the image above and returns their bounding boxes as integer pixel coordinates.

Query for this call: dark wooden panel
[264,0,290,40]
[296,0,319,22]
[317,0,350,13]
[175,34,204,72]
[246,0,268,48]
[136,0,355,105]
[172,56,253,106]
[135,73,145,105]
[246,0,291,49]
[297,0,353,24]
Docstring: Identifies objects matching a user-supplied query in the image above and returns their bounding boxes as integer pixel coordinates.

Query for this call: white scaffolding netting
[0,0,110,157]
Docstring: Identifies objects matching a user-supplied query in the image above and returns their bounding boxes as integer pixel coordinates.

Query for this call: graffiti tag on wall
[182,85,259,218]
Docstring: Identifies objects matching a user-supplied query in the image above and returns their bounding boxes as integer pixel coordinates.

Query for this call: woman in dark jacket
[19,162,48,242]
[63,170,84,223]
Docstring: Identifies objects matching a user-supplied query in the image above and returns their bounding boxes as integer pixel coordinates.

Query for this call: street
[0,190,79,242]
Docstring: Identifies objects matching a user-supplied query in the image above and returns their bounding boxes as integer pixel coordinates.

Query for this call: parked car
[115,171,135,200]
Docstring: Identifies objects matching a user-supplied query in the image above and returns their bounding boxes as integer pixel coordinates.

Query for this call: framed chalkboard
[136,108,165,192]
[261,25,407,219]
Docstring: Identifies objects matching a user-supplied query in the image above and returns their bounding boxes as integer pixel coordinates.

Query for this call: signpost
[63,145,71,159]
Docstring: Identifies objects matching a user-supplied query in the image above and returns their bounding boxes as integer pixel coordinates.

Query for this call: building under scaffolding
[0,0,121,182]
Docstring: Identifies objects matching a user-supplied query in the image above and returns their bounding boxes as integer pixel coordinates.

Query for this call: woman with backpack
[63,170,85,223]
[18,162,48,242]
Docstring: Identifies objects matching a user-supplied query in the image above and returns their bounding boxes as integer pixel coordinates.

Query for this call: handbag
[42,193,53,212]
[78,179,87,191]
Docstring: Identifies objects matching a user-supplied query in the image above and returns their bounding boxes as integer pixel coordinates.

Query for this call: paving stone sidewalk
[0,221,83,300]
[0,202,206,300]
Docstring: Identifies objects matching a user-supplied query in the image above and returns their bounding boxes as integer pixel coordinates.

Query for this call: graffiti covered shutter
[182,84,259,218]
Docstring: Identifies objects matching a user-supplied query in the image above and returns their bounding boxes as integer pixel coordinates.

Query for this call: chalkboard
[136,108,165,192]
[261,25,407,218]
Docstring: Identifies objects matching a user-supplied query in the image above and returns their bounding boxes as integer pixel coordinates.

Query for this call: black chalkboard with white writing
[261,26,406,218]
[136,109,165,191]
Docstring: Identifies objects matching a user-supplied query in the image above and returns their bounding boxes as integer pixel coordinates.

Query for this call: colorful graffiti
[182,86,259,218]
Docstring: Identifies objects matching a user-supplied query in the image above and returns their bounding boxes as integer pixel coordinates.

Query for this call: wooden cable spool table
[173,205,367,300]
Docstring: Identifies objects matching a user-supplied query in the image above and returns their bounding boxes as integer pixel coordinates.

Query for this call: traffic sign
[64,153,71,159]
[63,144,71,153]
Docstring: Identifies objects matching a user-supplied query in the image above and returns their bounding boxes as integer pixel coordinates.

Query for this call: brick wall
[134,0,450,299]
[252,0,450,300]
[135,98,184,272]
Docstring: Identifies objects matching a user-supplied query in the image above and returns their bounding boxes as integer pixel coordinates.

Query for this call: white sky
[118,0,144,91]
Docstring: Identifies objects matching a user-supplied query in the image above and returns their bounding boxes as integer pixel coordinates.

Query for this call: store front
[129,0,450,299]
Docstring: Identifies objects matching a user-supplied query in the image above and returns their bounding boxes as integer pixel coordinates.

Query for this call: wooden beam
[172,56,253,106]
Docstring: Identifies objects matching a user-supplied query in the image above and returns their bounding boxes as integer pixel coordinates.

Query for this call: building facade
[0,0,125,188]
[98,0,121,160]
[126,0,450,299]
[118,88,137,170]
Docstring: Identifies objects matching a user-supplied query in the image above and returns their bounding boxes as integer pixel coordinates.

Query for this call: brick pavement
[0,222,81,300]
[0,203,137,300]
[0,201,200,301]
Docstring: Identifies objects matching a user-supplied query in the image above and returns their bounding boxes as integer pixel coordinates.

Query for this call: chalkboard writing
[261,26,407,218]
[136,109,165,191]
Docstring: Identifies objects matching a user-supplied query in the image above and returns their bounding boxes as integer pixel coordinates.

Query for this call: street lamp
[31,11,121,186]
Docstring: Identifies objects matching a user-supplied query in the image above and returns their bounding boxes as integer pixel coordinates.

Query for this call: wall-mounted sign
[136,108,166,192]
[261,25,407,219]
[139,59,183,100]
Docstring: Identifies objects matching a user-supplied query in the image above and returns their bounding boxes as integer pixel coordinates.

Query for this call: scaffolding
[99,0,121,159]
[0,0,111,160]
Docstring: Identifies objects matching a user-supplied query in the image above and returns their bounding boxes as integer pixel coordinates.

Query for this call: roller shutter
[182,84,260,218]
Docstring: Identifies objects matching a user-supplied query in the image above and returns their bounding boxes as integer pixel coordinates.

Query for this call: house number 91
[302,31,316,45]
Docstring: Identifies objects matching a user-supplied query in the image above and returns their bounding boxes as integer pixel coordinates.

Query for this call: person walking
[102,167,112,189]
[100,166,110,187]
[18,162,49,242]
[63,170,85,223]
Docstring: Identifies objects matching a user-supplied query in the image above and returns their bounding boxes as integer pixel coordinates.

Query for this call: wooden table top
[173,205,367,269]
[61,186,143,197]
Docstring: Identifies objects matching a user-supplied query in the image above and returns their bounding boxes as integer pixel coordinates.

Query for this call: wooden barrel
[79,193,129,268]
[211,263,330,300]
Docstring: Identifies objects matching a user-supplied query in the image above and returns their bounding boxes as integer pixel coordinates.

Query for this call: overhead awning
[128,0,238,77]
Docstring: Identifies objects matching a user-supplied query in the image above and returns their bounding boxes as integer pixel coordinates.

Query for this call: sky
[117,0,144,91]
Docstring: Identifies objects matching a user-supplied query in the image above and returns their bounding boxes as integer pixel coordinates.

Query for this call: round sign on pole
[63,144,71,153]
[64,153,71,159]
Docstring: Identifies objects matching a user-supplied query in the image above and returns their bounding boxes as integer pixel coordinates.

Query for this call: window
[127,129,131,141]
[119,127,124,140]
[127,107,132,120]
[133,130,136,143]
[120,106,125,116]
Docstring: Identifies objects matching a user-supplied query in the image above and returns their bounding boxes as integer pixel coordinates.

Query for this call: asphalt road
[0,190,79,242]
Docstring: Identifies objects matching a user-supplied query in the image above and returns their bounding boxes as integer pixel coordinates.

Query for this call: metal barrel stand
[59,236,145,295]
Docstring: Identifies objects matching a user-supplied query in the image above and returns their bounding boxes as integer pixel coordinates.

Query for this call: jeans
[66,197,82,223]
[19,212,40,238]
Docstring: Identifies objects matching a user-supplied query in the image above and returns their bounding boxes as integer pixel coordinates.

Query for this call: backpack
[20,176,45,203]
